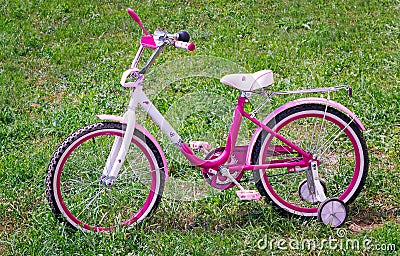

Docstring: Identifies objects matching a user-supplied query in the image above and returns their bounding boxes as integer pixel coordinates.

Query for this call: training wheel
[317,198,347,228]
[298,179,327,204]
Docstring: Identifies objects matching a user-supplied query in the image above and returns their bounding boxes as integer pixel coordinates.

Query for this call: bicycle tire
[46,122,165,231]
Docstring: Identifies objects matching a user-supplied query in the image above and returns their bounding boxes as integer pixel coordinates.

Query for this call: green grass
[1,0,399,255]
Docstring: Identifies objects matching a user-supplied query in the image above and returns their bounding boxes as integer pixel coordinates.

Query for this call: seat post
[240,91,253,99]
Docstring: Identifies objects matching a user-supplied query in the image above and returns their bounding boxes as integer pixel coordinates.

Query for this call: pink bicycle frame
[117,70,314,177]
[174,95,313,171]
[112,75,311,176]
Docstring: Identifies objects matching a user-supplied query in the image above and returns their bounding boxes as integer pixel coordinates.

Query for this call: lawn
[0,0,399,255]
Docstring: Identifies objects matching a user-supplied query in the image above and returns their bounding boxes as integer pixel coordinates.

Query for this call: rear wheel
[252,104,368,216]
[46,122,165,231]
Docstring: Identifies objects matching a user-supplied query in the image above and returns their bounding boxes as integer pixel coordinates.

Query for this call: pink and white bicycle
[46,8,368,231]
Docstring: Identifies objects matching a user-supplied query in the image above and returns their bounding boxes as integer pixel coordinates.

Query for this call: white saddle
[220,70,274,92]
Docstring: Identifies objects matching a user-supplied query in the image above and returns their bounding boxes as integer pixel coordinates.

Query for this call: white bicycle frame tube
[102,136,123,177]
[104,83,181,178]
[102,88,139,178]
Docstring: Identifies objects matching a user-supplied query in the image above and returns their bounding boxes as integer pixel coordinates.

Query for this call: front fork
[100,90,138,185]
[306,161,327,202]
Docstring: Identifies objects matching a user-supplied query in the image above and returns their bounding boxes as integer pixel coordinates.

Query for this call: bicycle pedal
[236,190,261,201]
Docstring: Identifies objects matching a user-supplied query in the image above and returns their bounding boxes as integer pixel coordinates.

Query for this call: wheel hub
[100,175,116,188]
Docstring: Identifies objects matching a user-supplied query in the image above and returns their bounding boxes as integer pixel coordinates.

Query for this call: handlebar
[126,8,196,77]
[170,31,195,50]
[140,34,196,51]
[127,8,195,52]
[174,41,196,51]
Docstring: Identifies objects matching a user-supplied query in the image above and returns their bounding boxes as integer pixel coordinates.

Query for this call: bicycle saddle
[220,70,274,92]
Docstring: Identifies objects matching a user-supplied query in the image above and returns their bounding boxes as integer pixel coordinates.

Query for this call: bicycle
[46,8,369,232]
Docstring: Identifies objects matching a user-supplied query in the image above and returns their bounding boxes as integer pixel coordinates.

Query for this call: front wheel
[46,122,165,231]
[252,104,368,217]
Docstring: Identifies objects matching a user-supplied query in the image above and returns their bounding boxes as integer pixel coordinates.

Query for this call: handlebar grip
[174,41,196,51]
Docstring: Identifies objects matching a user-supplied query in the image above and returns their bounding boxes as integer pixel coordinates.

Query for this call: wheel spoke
[312,104,329,152]
[61,179,99,194]
[316,118,354,157]
[75,186,105,219]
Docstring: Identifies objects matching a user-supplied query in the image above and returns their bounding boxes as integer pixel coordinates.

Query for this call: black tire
[252,104,368,217]
[46,122,165,231]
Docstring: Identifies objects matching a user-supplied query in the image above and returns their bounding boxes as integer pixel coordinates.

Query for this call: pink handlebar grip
[127,8,149,35]
[174,41,196,51]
